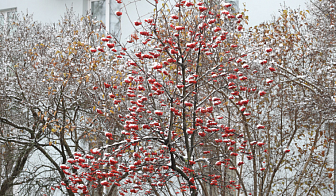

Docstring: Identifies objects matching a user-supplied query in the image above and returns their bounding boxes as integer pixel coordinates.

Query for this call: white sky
[239,0,309,27]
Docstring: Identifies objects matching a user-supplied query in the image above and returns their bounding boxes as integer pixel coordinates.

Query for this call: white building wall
[0,0,239,42]
[0,0,86,23]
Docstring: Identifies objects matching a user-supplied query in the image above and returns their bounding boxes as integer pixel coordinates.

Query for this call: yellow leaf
[285,166,292,171]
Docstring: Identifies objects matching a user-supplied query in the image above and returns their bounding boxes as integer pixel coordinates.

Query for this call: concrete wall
[0,0,87,23]
[0,0,239,42]
[0,0,150,42]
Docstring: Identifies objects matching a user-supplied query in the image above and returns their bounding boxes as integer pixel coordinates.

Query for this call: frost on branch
[0,0,334,196]
[56,1,282,195]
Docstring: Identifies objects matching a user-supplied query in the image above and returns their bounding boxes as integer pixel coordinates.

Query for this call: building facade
[0,0,239,42]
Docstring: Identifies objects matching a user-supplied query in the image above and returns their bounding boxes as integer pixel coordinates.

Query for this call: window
[226,0,239,12]
[88,0,120,36]
[0,7,17,26]
[90,0,106,24]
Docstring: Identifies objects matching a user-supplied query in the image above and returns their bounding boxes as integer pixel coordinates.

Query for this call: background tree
[0,9,124,195]
[236,0,336,195]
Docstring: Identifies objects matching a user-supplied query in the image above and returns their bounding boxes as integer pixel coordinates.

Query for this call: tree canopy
[0,0,335,195]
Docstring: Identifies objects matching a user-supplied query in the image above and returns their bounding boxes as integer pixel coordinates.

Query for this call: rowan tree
[54,1,284,195]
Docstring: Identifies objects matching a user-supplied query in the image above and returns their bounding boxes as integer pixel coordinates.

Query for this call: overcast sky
[239,0,309,27]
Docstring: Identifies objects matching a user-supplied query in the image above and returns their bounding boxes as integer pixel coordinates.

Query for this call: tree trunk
[0,144,33,195]
[333,122,335,196]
